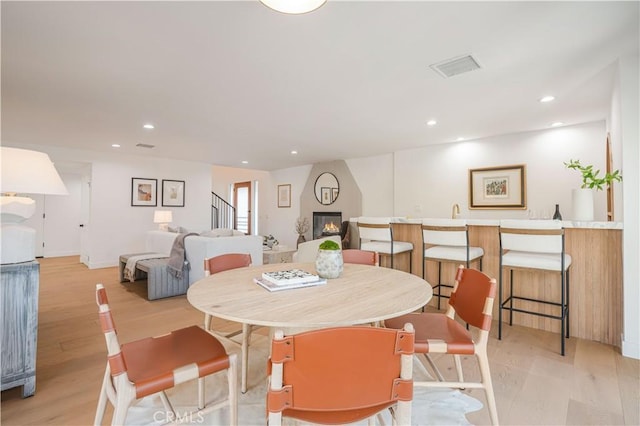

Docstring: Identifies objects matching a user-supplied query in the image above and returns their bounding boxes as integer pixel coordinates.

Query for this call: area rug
[123,334,482,425]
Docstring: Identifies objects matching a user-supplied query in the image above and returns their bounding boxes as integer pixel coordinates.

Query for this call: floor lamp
[1,147,68,265]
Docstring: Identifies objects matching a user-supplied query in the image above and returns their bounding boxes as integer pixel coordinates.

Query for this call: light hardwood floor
[1,256,638,425]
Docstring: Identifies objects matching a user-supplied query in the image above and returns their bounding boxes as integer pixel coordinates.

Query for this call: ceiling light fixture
[426,120,437,126]
[539,95,555,103]
[259,0,326,14]
[111,144,121,148]
[143,123,155,129]
[241,160,249,164]
[551,122,564,127]
[291,150,298,155]
[456,137,465,141]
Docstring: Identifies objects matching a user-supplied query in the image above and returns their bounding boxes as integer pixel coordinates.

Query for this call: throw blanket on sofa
[167,232,198,279]
[124,253,167,282]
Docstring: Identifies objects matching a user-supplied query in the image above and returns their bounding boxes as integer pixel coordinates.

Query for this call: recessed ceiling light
[241,160,248,164]
[291,150,298,155]
[551,122,564,127]
[456,137,465,141]
[539,95,555,103]
[111,144,121,148]
[143,123,155,129]
[426,120,437,126]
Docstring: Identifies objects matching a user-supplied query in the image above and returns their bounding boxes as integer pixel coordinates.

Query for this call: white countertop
[350,217,623,230]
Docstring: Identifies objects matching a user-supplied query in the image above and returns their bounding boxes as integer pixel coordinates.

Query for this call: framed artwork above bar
[469,164,526,209]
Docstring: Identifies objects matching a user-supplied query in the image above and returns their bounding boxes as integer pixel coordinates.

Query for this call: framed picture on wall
[278,184,291,208]
[162,179,185,207]
[131,178,157,207]
[469,165,526,209]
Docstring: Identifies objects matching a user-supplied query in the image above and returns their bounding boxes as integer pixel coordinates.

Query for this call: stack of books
[254,269,327,292]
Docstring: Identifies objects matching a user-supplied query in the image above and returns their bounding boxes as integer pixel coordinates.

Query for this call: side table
[262,248,296,264]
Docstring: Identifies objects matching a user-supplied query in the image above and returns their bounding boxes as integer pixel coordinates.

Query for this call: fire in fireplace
[313,212,342,240]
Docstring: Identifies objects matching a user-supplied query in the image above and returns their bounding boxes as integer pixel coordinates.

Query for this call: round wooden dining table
[187,262,432,392]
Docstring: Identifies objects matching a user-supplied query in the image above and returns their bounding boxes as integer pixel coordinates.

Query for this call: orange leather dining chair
[202,253,254,393]
[384,265,499,425]
[94,284,237,425]
[267,325,415,426]
[341,249,379,266]
[203,253,252,332]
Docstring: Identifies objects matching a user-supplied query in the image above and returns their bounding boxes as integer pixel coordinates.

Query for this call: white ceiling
[2,1,638,171]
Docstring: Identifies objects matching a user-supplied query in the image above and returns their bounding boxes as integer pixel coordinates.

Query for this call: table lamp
[1,147,68,264]
[153,210,173,231]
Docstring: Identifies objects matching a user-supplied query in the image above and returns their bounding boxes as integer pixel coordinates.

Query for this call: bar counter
[352,219,623,348]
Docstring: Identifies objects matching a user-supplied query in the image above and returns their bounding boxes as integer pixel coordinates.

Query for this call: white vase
[572,188,594,221]
[315,249,343,279]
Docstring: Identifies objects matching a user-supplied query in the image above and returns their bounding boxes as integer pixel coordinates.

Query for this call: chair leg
[498,264,503,340]
[241,323,251,394]
[198,377,205,410]
[566,269,570,338]
[453,354,464,383]
[94,367,111,426]
[437,262,442,310]
[227,353,238,426]
[509,270,514,326]
[111,377,136,426]
[477,351,499,426]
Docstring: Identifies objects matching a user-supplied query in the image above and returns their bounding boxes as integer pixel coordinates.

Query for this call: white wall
[345,154,395,217]
[613,54,640,359]
[266,165,313,249]
[393,121,608,220]
[3,143,213,269]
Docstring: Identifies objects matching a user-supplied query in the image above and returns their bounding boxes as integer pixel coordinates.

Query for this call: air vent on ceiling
[136,143,155,149]
[430,54,481,78]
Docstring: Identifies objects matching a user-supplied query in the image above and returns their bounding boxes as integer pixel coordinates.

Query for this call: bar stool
[422,219,484,309]
[498,219,572,355]
[356,217,413,271]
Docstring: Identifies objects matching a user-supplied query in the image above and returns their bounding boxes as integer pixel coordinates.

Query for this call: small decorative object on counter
[264,235,278,249]
[553,204,562,220]
[315,239,343,279]
[295,217,310,248]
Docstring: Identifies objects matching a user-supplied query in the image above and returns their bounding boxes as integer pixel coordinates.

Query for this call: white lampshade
[260,0,326,14]
[153,210,173,231]
[1,147,68,264]
[1,147,68,195]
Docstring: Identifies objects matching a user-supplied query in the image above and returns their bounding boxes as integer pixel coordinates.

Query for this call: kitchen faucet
[451,203,460,219]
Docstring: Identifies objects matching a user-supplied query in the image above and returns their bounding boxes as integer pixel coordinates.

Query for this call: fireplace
[313,212,342,240]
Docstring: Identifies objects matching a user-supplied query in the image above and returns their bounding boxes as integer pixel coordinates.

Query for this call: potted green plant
[564,159,622,221]
[564,159,622,190]
[315,239,343,279]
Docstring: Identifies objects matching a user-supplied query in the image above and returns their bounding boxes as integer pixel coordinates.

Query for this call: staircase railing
[211,191,236,230]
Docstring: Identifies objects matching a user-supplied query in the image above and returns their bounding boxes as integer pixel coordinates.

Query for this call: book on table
[254,276,327,292]
[256,269,326,292]
[261,269,319,285]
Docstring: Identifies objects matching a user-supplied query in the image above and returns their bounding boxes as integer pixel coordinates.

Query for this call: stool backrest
[357,217,392,242]
[499,220,564,254]
[422,218,468,247]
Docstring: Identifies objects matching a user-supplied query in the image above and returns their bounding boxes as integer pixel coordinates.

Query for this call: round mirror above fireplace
[314,172,339,205]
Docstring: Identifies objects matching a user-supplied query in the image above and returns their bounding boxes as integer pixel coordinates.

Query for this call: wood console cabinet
[1,260,39,397]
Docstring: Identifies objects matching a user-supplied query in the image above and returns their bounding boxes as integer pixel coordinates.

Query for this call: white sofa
[145,230,263,285]
[292,235,342,263]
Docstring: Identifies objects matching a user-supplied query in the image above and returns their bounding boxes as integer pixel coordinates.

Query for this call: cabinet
[1,260,39,397]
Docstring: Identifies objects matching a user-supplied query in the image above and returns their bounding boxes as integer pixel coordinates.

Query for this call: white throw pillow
[200,228,234,238]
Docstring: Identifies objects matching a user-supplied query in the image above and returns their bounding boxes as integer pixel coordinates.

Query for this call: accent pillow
[200,228,234,238]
